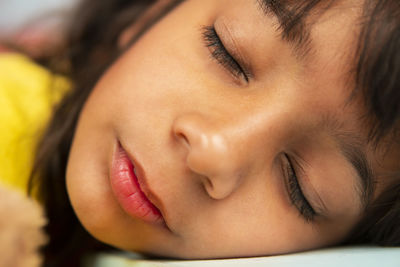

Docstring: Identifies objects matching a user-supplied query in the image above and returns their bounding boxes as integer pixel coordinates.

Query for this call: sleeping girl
[1,0,399,266]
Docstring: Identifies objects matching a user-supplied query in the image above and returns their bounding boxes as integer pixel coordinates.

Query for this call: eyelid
[202,26,249,84]
[287,153,328,216]
[214,18,253,80]
[283,153,316,221]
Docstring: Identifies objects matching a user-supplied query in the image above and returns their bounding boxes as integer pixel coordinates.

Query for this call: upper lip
[120,142,171,230]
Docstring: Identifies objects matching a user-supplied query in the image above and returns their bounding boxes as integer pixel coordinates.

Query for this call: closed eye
[282,153,317,222]
[201,25,250,83]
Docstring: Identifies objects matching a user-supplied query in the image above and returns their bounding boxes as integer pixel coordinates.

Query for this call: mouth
[110,141,165,226]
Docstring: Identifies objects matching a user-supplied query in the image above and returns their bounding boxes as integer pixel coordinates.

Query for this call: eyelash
[283,154,316,222]
[201,25,250,83]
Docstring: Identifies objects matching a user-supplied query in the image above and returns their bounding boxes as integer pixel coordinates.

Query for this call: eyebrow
[256,0,315,60]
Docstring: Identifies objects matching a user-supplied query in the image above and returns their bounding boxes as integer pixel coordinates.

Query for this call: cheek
[173,172,324,258]
[88,37,190,122]
[65,3,205,246]
[66,111,122,240]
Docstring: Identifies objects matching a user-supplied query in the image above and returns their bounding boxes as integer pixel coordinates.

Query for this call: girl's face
[67,0,371,258]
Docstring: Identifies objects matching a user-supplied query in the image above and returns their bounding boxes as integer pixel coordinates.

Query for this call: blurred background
[0,0,79,35]
[0,0,80,57]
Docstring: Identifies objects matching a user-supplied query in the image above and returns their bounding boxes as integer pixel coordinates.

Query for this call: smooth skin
[66,0,385,259]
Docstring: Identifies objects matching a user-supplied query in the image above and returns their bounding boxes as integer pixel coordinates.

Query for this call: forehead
[250,1,364,104]
[226,0,364,77]
[213,0,368,127]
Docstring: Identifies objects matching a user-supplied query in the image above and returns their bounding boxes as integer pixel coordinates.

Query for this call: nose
[172,113,246,199]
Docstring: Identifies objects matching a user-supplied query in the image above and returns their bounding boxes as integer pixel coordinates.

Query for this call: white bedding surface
[89,246,400,267]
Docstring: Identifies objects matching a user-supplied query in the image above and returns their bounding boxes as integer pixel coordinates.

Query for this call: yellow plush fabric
[0,53,69,193]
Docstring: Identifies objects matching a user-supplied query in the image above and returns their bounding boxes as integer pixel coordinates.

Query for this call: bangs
[261,0,400,144]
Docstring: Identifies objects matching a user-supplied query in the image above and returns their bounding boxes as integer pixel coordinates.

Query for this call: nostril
[175,132,190,149]
[172,116,194,149]
[204,177,237,200]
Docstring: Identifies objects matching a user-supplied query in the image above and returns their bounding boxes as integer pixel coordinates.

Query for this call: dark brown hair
[28,0,400,266]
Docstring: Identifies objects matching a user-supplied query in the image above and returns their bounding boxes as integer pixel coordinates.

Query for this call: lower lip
[110,142,163,225]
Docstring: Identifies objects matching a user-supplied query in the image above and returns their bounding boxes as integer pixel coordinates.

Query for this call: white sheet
[89,246,400,267]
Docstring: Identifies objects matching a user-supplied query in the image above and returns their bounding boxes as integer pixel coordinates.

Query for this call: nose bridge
[172,113,247,199]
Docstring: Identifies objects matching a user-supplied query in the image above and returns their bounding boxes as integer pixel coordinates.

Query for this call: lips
[110,142,164,225]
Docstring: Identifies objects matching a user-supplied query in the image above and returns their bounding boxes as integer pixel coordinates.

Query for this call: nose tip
[172,114,243,199]
[173,114,231,173]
